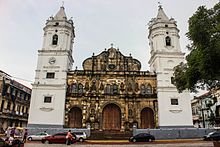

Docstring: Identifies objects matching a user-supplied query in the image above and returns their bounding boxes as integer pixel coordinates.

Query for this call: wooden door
[141,107,155,128]
[102,104,121,130]
[68,107,82,128]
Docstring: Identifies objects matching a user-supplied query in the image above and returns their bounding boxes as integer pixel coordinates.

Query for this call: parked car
[27,132,50,141]
[203,131,220,141]
[74,132,87,142]
[41,132,77,144]
[129,133,155,142]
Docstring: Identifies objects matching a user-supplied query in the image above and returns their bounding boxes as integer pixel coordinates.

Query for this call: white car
[27,132,50,141]
[74,132,87,142]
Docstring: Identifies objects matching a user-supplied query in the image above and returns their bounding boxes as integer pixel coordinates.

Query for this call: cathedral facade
[65,47,157,131]
[28,6,193,131]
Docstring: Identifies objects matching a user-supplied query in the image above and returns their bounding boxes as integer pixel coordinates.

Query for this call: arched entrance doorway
[140,107,155,128]
[102,104,121,130]
[68,107,82,128]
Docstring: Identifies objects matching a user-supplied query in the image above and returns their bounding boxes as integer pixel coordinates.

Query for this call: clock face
[49,57,56,64]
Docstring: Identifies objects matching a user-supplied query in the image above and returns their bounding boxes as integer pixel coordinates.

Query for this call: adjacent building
[0,70,31,132]
[192,88,220,128]
[28,6,193,131]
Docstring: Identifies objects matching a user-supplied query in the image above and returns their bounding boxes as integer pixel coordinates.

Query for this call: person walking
[66,130,73,145]
[22,129,28,143]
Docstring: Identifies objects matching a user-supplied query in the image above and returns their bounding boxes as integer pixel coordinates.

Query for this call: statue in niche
[101,63,106,71]
[134,83,139,92]
[120,82,125,91]
[128,83,133,92]
[90,80,96,91]
[85,82,89,91]
[109,49,116,59]
[99,82,104,91]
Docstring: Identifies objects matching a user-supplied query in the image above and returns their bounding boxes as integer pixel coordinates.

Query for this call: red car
[41,132,77,144]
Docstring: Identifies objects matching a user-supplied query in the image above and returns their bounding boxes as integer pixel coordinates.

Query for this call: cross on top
[110,43,114,48]
[158,2,162,8]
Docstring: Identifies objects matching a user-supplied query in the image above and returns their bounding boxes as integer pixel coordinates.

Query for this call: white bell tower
[148,6,193,128]
[28,6,74,128]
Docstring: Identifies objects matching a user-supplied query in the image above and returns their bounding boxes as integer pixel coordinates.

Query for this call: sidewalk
[85,138,204,144]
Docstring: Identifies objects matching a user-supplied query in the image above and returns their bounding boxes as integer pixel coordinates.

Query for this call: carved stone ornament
[39,107,54,112]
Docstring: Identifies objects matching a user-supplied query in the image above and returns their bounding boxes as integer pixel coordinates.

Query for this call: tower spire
[156,4,169,21]
[54,6,67,20]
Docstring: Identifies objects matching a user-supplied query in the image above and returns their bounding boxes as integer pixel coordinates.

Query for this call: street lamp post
[201,108,205,128]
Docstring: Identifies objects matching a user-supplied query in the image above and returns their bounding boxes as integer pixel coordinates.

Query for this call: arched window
[71,83,78,94]
[104,84,111,94]
[140,84,145,95]
[52,34,58,45]
[146,84,152,94]
[165,36,171,46]
[113,84,118,94]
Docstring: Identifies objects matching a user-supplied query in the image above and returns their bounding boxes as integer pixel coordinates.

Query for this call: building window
[140,84,145,95]
[46,72,55,79]
[0,100,4,112]
[52,34,58,45]
[146,84,152,94]
[44,96,52,103]
[25,107,28,113]
[104,84,111,94]
[71,83,78,94]
[171,99,178,105]
[113,84,118,94]
[78,83,84,94]
[165,36,171,46]
[17,105,21,112]
[7,102,11,110]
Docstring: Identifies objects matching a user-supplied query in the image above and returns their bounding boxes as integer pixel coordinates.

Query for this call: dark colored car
[129,133,155,142]
[41,132,77,144]
[203,131,220,141]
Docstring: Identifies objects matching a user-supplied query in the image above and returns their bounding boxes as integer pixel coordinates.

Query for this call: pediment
[83,47,141,71]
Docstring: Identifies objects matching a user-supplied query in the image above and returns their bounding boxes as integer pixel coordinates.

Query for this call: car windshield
[208,132,215,136]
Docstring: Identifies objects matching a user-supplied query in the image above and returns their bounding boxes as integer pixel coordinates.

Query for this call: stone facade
[65,47,158,131]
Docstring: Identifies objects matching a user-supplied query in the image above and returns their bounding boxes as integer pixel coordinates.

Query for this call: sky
[0,0,218,88]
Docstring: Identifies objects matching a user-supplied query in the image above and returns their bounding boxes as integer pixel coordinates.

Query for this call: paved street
[24,140,214,147]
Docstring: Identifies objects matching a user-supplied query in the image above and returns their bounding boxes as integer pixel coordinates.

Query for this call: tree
[173,3,220,92]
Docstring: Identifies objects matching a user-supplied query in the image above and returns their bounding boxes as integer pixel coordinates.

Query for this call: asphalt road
[24,140,214,147]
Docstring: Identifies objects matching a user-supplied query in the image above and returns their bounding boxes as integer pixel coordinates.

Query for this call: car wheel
[27,137,32,141]
[79,138,84,142]
[148,138,152,142]
[132,139,136,142]
[44,140,50,144]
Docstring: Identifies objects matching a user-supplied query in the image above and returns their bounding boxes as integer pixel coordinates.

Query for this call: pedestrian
[5,134,14,146]
[66,130,73,145]
[10,128,15,138]
[22,129,28,143]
